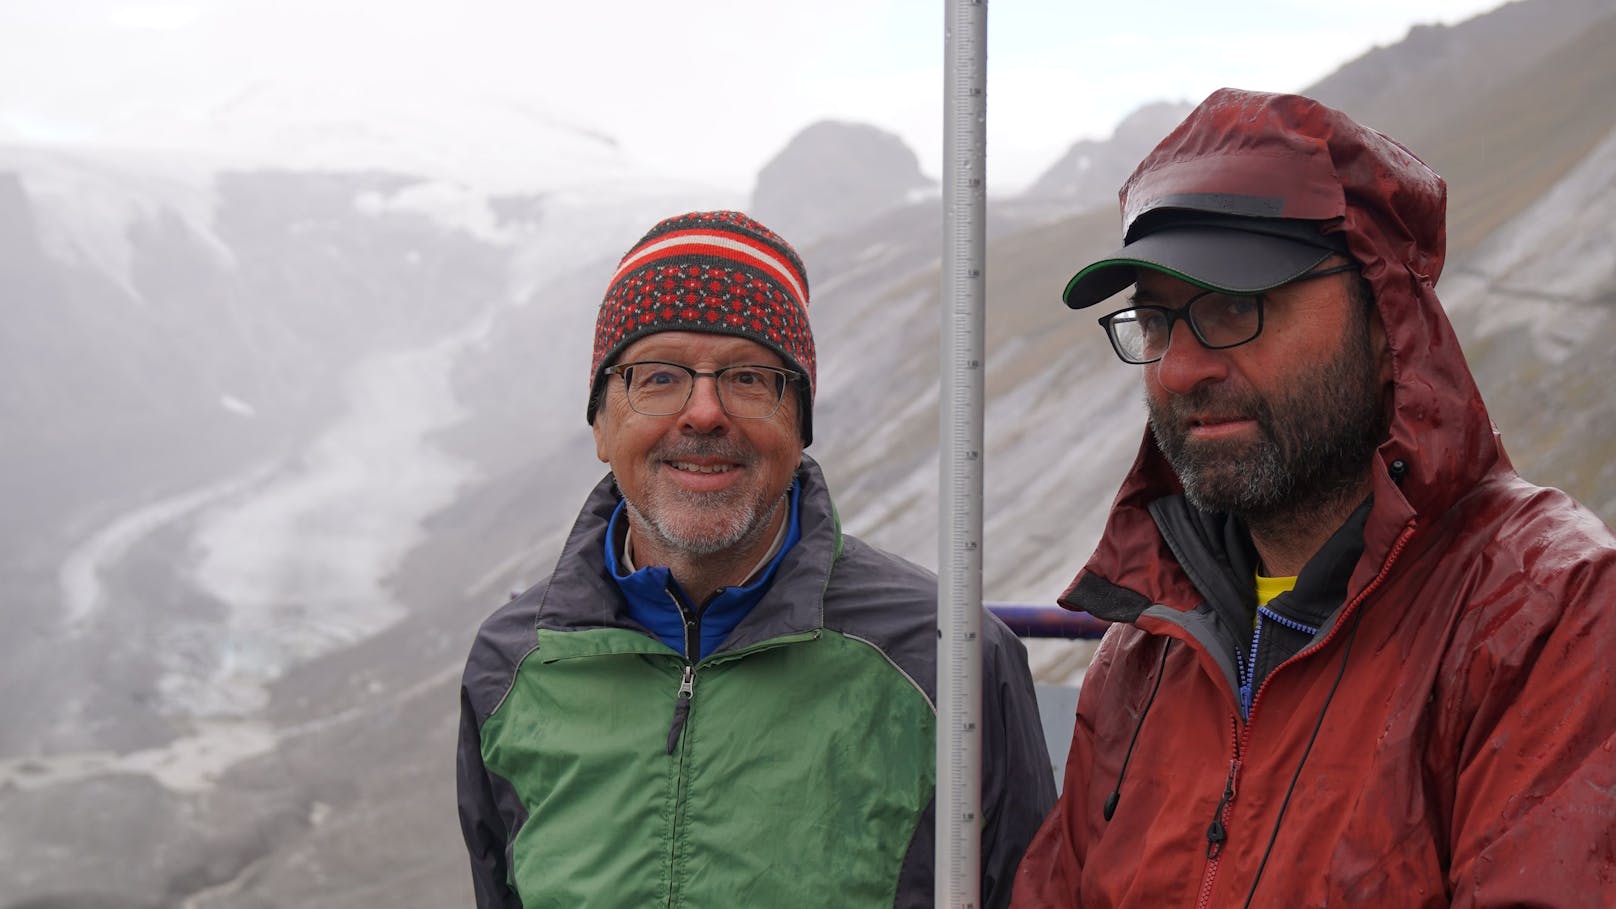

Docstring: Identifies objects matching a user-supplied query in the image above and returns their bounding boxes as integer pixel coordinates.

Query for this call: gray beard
[1148,320,1384,522]
[622,484,786,558]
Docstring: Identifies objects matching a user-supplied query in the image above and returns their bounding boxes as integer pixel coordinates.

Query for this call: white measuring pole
[937,0,986,905]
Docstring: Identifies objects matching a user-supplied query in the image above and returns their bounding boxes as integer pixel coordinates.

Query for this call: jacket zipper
[664,584,703,907]
[1243,523,1417,729]
[1194,716,1242,909]
[665,586,701,754]
[1191,521,1417,907]
[665,662,693,907]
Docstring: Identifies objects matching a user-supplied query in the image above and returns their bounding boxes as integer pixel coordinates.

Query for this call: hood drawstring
[1103,639,1174,822]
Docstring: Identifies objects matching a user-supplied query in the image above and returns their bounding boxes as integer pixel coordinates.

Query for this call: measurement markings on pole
[939,0,987,906]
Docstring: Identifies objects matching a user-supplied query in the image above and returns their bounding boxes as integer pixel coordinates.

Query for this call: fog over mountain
[2,0,1613,905]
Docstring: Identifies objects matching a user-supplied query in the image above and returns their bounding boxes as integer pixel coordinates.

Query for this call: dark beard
[1148,315,1385,522]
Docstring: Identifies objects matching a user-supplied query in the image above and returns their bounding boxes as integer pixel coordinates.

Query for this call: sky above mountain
[3,0,1507,193]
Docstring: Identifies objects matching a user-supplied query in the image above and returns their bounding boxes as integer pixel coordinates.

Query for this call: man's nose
[1152,325,1230,395]
[679,376,730,432]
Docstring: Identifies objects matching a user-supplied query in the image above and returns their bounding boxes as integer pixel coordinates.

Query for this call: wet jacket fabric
[1012,90,1616,907]
[459,456,1056,908]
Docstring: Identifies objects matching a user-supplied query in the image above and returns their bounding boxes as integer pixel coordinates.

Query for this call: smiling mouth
[667,461,737,474]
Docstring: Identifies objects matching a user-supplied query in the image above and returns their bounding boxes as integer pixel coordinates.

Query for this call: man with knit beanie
[457,211,1054,908]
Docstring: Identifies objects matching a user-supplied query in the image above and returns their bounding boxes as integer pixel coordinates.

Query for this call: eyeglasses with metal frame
[1096,263,1360,365]
[603,360,804,419]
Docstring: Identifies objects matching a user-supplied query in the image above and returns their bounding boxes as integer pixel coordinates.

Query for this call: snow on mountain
[3,74,738,298]
[3,145,230,295]
[12,76,640,193]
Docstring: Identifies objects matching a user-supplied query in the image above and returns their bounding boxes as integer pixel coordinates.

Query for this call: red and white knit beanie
[587,210,816,444]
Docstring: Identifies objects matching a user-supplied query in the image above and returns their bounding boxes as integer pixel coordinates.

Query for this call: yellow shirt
[1254,573,1298,627]
[1255,573,1298,607]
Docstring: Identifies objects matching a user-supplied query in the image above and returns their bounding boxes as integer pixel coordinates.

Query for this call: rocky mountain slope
[1,0,1612,904]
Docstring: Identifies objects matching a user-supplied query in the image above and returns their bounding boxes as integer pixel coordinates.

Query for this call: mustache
[1156,386,1269,428]
[653,439,755,464]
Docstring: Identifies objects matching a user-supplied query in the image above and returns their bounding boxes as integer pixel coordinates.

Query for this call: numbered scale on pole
[938,1,987,906]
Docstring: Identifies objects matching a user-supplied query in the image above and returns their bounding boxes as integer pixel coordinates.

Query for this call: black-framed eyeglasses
[603,360,803,419]
[1096,263,1359,365]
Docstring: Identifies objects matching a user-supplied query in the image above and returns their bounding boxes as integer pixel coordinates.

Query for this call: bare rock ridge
[749,120,934,245]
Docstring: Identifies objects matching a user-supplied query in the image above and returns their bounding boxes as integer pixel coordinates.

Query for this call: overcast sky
[2,0,1508,193]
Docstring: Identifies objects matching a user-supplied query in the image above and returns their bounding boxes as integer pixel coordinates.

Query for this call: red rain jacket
[1013,89,1616,907]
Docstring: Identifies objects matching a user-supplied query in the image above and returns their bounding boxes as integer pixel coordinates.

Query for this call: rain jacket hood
[1071,87,1500,613]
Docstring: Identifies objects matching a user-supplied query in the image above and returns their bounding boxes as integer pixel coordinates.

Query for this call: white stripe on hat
[609,230,807,307]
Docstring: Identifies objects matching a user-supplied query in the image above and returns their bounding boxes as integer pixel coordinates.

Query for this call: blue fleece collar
[604,479,802,660]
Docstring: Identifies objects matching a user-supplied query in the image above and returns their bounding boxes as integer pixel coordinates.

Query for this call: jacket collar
[604,481,804,660]
[1146,496,1369,635]
[533,454,841,654]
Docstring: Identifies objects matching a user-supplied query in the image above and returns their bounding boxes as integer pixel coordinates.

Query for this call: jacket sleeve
[1008,629,1121,908]
[1444,533,1616,908]
[457,684,523,909]
[980,613,1059,909]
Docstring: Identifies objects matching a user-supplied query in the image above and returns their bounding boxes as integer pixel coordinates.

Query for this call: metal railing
[986,604,1108,639]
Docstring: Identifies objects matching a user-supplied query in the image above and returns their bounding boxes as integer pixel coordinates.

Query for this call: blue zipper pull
[1238,683,1253,720]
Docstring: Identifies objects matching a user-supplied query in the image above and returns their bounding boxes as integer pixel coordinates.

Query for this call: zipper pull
[1205,818,1226,859]
[665,665,696,755]
[1204,758,1241,859]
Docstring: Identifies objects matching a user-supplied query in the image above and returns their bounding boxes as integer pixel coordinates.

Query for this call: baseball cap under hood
[1062,88,1448,312]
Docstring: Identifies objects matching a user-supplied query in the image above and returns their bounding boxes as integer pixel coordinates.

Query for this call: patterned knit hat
[587,210,817,444]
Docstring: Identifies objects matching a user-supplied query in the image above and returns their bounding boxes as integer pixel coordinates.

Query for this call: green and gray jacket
[457,457,1055,908]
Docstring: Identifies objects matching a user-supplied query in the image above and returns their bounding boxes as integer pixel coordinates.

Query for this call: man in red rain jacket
[1012,88,1616,907]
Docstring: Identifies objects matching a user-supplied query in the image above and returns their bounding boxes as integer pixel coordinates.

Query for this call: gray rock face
[750,120,934,246]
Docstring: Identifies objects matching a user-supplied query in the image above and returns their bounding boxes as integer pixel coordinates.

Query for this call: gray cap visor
[1062,226,1335,309]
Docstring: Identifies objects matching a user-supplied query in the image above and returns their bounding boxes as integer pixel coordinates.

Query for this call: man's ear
[592,412,610,464]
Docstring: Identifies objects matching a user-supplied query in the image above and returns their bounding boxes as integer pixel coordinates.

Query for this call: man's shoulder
[822,533,1029,680]
[460,579,549,719]
[1457,474,1616,571]
[1424,475,1616,640]
[831,533,937,597]
[473,577,549,643]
